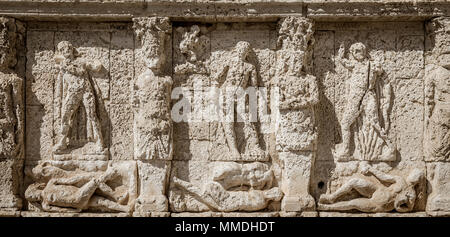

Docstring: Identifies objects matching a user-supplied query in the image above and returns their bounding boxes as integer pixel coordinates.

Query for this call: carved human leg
[336,99,362,158]
[172,177,222,211]
[173,177,282,212]
[54,88,84,152]
[243,121,265,159]
[41,178,98,211]
[88,196,131,213]
[222,121,241,160]
[82,86,105,151]
[318,198,379,212]
[40,168,118,211]
[319,178,377,204]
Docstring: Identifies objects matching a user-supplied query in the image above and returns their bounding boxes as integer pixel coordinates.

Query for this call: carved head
[25,182,45,203]
[394,168,424,213]
[133,17,171,73]
[56,41,76,62]
[235,41,252,60]
[242,162,273,190]
[31,161,65,182]
[349,42,367,62]
[0,17,18,70]
[143,43,166,71]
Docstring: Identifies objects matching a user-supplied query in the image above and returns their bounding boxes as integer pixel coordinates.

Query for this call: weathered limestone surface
[0,0,449,217]
[0,16,25,211]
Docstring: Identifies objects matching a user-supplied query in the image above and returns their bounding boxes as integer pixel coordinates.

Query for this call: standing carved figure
[424,17,450,212]
[334,42,395,161]
[212,41,265,160]
[53,41,105,154]
[133,18,173,161]
[132,53,173,160]
[133,17,173,213]
[0,17,24,210]
[425,21,450,161]
[274,17,318,212]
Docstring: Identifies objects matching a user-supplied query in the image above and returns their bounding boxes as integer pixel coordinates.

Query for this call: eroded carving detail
[174,25,209,75]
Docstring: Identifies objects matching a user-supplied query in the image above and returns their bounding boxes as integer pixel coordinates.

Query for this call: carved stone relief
[25,160,137,213]
[172,162,282,212]
[132,17,173,213]
[0,17,24,211]
[333,42,395,162]
[424,17,450,213]
[0,4,448,217]
[210,40,266,161]
[318,162,424,213]
[312,22,428,214]
[168,22,280,213]
[53,41,108,158]
[274,17,318,212]
[23,22,133,214]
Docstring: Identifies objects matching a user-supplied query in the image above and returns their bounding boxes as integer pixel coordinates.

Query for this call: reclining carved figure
[172,162,282,212]
[318,163,424,213]
[25,161,132,213]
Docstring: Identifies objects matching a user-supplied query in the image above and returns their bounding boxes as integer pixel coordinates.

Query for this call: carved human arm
[369,61,383,90]
[52,175,92,186]
[281,76,319,109]
[42,201,81,213]
[335,43,354,70]
[212,63,229,85]
[368,168,398,184]
[337,58,354,70]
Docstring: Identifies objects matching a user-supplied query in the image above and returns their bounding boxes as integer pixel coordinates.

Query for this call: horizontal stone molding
[0,1,448,21]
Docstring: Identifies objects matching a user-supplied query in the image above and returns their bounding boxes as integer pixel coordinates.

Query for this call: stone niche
[0,0,449,217]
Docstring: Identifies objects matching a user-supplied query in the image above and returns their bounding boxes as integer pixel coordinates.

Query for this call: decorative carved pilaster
[0,16,24,211]
[132,17,173,213]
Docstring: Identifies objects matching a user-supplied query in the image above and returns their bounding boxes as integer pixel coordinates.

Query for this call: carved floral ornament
[0,13,448,216]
